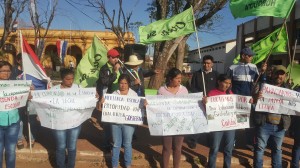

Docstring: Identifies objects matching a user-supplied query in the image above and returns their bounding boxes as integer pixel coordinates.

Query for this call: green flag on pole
[233,26,288,65]
[230,0,296,19]
[139,6,195,44]
[74,36,108,87]
[287,63,300,89]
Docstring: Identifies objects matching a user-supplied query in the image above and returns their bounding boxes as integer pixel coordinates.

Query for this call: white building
[188,40,236,74]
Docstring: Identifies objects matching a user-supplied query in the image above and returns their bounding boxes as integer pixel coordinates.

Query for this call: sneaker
[17,140,24,150]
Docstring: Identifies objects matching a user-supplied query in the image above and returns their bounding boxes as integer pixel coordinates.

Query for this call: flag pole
[20,30,33,153]
[289,39,297,83]
[191,3,206,96]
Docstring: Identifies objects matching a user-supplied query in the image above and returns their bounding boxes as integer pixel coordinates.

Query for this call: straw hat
[125,55,143,66]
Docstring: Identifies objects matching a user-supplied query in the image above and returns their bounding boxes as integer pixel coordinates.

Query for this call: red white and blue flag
[20,32,50,89]
[56,40,68,65]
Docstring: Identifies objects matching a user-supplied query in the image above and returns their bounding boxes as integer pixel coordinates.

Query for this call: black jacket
[96,63,123,97]
[190,69,218,95]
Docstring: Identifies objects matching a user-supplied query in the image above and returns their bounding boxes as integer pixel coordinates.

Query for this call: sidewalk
[15,116,295,168]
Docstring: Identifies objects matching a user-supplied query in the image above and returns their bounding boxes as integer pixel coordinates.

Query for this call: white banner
[30,88,97,130]
[146,93,208,136]
[101,94,145,125]
[206,94,251,132]
[255,84,300,115]
[0,80,32,111]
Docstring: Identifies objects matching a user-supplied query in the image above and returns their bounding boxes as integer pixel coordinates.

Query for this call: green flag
[287,63,300,89]
[74,36,108,87]
[233,27,288,65]
[139,7,195,44]
[230,0,296,19]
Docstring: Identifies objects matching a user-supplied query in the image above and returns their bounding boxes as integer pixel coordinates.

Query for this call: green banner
[230,0,295,19]
[74,36,108,87]
[287,63,300,89]
[139,7,195,44]
[233,27,287,65]
[145,89,158,95]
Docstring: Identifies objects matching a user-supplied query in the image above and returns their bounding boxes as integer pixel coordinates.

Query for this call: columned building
[0,28,134,69]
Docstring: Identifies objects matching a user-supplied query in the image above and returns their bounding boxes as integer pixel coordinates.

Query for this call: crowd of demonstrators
[96,48,123,151]
[4,45,300,168]
[187,55,219,149]
[51,69,81,168]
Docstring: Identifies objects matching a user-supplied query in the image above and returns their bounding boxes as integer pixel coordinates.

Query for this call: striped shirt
[227,62,259,96]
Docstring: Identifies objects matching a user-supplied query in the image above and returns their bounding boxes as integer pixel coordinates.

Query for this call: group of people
[0,46,300,168]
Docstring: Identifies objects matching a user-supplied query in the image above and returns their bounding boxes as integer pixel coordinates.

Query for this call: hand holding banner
[0,80,32,111]
[101,94,145,125]
[206,94,252,132]
[146,93,207,136]
[30,88,97,130]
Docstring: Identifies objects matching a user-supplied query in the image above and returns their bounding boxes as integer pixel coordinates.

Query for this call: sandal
[17,140,24,150]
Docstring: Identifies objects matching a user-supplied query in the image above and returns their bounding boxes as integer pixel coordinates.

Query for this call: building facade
[188,40,236,74]
[0,28,134,69]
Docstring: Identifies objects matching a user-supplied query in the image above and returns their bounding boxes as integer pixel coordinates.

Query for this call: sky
[17,0,254,50]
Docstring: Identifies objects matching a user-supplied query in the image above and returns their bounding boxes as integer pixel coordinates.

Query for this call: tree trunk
[175,38,187,70]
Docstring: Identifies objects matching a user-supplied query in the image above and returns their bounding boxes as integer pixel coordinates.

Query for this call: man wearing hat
[96,48,123,150]
[253,65,291,168]
[124,54,158,97]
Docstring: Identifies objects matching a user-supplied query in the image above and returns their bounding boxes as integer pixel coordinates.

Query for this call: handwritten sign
[146,93,207,136]
[101,94,145,125]
[206,95,251,132]
[0,80,32,111]
[30,88,97,130]
[255,84,300,115]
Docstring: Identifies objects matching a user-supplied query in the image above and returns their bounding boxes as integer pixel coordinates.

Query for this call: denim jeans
[254,123,285,168]
[111,124,135,167]
[208,130,235,168]
[0,121,20,168]
[292,116,300,168]
[53,125,82,168]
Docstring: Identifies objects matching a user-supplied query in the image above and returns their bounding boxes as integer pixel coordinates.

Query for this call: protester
[51,68,81,168]
[124,54,159,97]
[203,74,235,168]
[0,61,21,168]
[291,87,300,168]
[227,47,266,151]
[157,68,188,168]
[187,55,218,149]
[253,65,291,168]
[96,48,123,151]
[100,74,138,168]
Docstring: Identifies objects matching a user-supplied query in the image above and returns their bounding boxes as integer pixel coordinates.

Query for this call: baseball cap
[240,47,255,56]
[107,49,120,58]
[274,65,287,73]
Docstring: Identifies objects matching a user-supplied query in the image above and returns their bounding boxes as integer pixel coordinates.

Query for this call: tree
[147,0,228,89]
[86,0,134,48]
[28,0,58,58]
[0,0,27,50]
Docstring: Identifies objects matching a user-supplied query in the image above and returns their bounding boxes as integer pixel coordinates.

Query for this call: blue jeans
[53,125,82,168]
[254,123,285,168]
[0,121,20,168]
[292,116,300,168]
[208,130,235,168]
[111,124,135,167]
